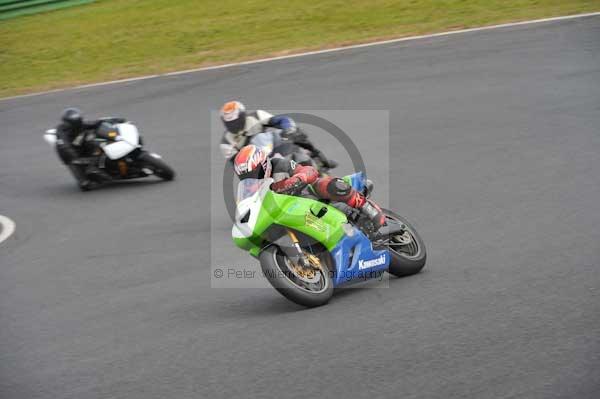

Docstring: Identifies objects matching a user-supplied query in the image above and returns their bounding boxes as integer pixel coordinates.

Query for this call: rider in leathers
[55,108,125,190]
[233,145,384,231]
[219,101,338,169]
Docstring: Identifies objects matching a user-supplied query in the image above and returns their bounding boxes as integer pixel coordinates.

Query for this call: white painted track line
[0,215,16,245]
[1,11,599,102]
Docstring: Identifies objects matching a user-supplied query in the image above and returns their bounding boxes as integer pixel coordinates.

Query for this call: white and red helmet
[220,100,246,134]
[233,145,272,180]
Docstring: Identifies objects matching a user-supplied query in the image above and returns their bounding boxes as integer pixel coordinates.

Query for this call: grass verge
[1,0,599,98]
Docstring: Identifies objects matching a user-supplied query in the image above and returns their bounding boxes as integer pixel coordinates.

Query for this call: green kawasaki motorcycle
[232,172,426,307]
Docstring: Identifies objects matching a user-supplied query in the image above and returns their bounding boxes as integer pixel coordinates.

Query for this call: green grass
[1,0,599,98]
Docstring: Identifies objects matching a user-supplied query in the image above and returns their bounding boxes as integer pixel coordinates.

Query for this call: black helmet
[61,107,83,130]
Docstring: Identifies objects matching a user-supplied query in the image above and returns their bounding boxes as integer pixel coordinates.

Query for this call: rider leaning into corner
[55,108,125,191]
[233,144,384,232]
[219,100,338,169]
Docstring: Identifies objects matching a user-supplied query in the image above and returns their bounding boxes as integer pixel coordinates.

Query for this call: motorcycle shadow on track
[77,179,168,193]
[205,270,431,318]
[39,178,170,198]
[187,294,310,321]
[332,268,429,298]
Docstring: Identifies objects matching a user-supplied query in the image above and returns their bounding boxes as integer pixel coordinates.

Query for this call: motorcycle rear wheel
[381,209,427,277]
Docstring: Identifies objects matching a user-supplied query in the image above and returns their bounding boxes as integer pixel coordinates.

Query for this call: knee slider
[327,178,351,197]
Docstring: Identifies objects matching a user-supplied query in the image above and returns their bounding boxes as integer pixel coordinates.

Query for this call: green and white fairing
[230,172,426,301]
[232,178,348,257]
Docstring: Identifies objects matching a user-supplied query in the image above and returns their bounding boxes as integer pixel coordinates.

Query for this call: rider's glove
[274,176,306,195]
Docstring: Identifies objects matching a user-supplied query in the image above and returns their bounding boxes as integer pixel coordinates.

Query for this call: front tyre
[382,209,427,277]
[259,246,333,307]
[138,151,175,181]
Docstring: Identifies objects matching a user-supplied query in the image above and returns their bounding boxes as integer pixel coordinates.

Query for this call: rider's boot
[75,156,112,183]
[85,164,112,183]
[358,199,385,232]
[67,163,94,191]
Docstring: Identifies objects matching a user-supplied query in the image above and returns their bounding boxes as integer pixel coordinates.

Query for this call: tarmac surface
[1,15,599,399]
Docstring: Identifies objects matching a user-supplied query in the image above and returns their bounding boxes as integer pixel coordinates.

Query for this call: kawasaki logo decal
[358,254,386,270]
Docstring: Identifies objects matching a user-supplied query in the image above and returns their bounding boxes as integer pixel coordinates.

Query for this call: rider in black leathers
[55,108,125,190]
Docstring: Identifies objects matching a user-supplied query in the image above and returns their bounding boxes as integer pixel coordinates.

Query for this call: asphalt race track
[1,16,599,399]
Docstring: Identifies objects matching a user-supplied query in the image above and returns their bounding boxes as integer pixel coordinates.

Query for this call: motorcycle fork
[118,160,128,176]
[287,230,303,257]
[266,229,308,269]
[285,230,322,271]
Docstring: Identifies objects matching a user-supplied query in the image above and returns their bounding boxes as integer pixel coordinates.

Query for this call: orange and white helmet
[220,100,246,134]
[233,145,272,180]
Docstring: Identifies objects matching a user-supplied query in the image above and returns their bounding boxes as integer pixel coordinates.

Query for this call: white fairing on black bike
[102,123,140,160]
[43,123,140,160]
[42,120,174,184]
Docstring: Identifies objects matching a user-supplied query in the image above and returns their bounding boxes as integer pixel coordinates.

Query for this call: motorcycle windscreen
[237,178,263,203]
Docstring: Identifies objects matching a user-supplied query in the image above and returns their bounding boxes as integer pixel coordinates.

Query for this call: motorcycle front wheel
[137,151,175,181]
[259,246,333,307]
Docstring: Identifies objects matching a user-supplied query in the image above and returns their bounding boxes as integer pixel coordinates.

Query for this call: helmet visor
[224,117,245,134]
[237,164,265,181]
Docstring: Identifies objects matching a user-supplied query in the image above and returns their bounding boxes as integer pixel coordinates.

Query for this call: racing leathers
[219,110,337,169]
[269,158,385,229]
[55,117,125,189]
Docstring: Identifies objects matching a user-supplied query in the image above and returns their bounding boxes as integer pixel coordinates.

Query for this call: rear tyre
[259,246,333,307]
[138,152,175,181]
[382,209,427,277]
